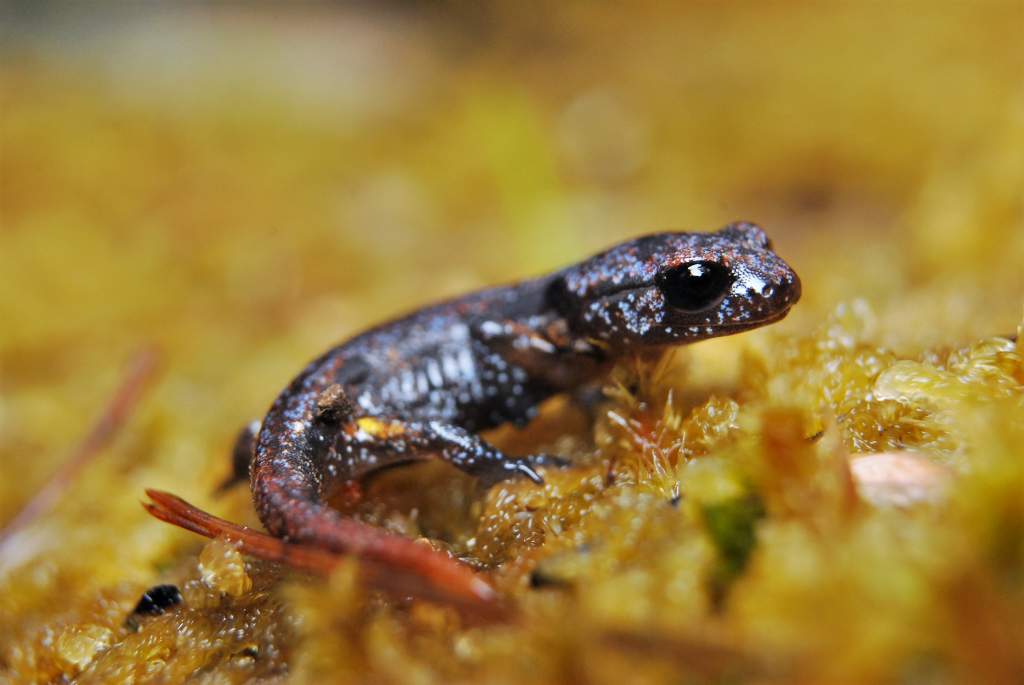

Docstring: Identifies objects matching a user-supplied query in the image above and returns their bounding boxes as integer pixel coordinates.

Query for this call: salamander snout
[731,262,801,322]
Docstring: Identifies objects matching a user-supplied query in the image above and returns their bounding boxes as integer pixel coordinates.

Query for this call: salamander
[149,223,800,604]
[243,223,796,557]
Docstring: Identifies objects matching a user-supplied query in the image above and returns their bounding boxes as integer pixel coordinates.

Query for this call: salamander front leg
[338,416,554,488]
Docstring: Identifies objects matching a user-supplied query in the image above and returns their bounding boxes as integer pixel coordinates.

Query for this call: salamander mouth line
[708,306,794,331]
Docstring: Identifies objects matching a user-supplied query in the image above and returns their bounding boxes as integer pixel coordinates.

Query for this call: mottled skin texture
[243,223,801,559]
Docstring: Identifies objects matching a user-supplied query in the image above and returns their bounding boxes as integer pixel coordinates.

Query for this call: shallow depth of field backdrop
[2,3,1023,684]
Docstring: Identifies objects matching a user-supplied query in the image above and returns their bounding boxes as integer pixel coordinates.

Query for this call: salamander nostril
[762,285,776,300]
[787,275,803,304]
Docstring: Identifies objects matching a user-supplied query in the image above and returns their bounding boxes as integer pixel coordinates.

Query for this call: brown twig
[0,347,160,552]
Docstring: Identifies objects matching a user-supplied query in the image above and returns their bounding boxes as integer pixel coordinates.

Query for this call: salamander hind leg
[250,381,546,601]
[215,419,261,493]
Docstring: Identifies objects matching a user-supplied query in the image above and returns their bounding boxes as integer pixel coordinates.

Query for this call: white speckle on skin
[441,353,460,381]
[400,369,415,397]
[457,348,475,379]
[479,320,504,337]
[426,359,444,387]
[733,272,767,297]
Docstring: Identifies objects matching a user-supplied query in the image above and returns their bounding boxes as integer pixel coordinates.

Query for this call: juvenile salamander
[226,223,799,598]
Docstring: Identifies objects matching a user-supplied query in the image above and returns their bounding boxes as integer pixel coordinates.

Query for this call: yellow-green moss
[2,3,1023,683]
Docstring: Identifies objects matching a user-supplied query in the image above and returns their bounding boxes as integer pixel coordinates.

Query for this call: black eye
[656,261,732,312]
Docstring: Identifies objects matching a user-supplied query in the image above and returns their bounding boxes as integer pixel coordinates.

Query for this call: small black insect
[132,583,183,616]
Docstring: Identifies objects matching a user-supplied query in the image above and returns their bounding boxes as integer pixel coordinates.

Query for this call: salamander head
[549,222,801,349]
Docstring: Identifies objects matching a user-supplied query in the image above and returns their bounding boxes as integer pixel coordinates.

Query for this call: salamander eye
[656,261,732,312]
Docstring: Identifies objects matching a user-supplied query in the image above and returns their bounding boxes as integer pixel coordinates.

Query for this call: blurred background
[1,0,1023,655]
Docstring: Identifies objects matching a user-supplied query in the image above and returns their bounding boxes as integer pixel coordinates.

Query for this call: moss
[3,3,1024,683]
[701,493,765,610]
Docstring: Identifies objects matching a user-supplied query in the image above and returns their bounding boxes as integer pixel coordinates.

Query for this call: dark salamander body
[243,223,800,587]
